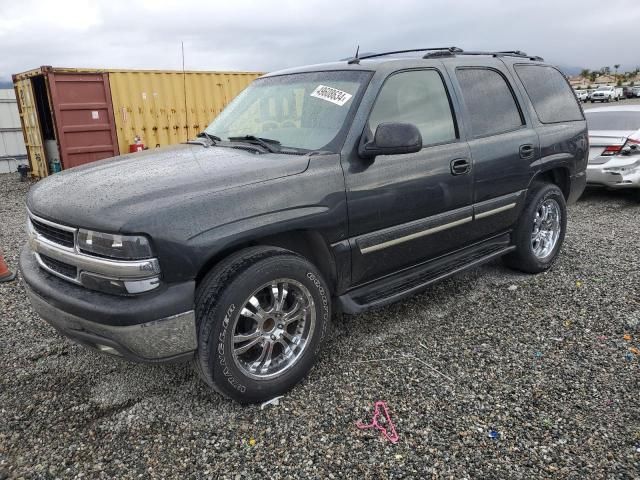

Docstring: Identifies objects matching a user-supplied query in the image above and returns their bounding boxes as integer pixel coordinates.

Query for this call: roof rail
[460,50,545,61]
[354,47,463,62]
[344,47,543,63]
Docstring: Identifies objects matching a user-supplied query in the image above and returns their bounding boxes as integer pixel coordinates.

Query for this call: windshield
[596,86,613,91]
[586,111,640,131]
[205,71,371,151]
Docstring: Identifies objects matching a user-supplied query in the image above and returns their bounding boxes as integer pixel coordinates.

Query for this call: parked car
[20,48,588,403]
[575,89,589,102]
[585,106,640,199]
[623,86,635,99]
[615,87,624,101]
[633,87,640,98]
[591,86,617,102]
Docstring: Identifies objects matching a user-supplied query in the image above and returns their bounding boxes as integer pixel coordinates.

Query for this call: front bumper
[20,245,197,362]
[587,158,640,189]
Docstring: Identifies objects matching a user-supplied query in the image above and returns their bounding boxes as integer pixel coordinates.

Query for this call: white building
[0,89,28,174]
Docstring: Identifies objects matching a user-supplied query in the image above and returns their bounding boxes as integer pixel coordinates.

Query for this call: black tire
[194,246,331,403]
[503,183,567,273]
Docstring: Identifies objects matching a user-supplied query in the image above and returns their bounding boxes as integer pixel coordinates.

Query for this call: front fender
[149,154,348,283]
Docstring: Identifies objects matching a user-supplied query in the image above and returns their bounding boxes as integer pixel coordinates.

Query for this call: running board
[339,238,515,314]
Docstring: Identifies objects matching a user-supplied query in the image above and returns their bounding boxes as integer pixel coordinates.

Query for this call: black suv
[20,48,588,403]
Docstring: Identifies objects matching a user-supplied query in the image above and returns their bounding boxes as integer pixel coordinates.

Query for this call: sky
[1,0,639,83]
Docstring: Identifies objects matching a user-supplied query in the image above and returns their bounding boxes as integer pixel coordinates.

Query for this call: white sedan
[586,106,640,199]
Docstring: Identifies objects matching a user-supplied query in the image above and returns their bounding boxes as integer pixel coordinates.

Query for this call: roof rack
[348,47,462,63]
[459,50,545,61]
[345,47,543,64]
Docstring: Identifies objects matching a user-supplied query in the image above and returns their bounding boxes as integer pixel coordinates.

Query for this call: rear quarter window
[455,68,524,137]
[515,65,584,124]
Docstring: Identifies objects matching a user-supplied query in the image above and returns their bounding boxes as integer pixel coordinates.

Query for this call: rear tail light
[602,145,623,156]
[603,137,640,157]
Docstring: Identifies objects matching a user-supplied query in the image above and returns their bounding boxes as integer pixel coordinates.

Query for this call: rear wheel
[503,183,567,273]
[194,246,331,403]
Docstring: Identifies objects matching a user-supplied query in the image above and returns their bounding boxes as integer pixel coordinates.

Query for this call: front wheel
[503,183,567,273]
[194,246,331,403]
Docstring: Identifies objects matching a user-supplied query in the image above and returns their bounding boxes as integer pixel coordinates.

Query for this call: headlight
[78,229,153,260]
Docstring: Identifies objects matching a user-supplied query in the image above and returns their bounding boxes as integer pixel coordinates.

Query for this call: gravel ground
[1,172,639,479]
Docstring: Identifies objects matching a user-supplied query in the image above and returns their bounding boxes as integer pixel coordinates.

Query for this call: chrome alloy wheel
[531,198,561,259]
[231,279,316,380]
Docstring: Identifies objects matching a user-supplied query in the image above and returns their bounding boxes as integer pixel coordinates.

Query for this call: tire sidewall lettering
[215,304,247,394]
[306,271,329,354]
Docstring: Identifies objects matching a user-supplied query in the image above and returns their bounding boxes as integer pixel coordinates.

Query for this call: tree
[601,66,611,75]
[614,64,620,74]
[580,68,590,79]
[589,72,598,82]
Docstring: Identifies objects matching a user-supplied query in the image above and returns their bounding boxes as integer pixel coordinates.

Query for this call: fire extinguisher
[129,135,144,153]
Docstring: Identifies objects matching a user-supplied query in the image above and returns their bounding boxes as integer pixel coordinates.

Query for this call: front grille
[39,254,78,279]
[31,218,75,248]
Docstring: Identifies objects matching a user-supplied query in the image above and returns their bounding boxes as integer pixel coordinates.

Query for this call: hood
[27,143,310,231]
[588,130,635,146]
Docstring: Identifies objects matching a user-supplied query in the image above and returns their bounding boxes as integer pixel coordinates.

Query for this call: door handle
[519,144,535,159]
[450,158,471,175]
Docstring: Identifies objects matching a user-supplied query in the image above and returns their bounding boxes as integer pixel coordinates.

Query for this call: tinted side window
[456,68,524,137]
[369,70,457,146]
[515,65,584,123]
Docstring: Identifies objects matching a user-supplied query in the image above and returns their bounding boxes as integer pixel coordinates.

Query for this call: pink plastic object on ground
[356,400,399,444]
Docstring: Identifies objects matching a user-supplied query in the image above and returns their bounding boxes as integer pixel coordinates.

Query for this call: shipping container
[0,89,28,173]
[12,66,262,177]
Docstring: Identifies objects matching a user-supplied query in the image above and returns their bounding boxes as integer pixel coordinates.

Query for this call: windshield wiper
[228,135,281,153]
[197,132,221,146]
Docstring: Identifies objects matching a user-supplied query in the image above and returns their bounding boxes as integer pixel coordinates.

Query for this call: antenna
[347,45,360,64]
[182,41,189,140]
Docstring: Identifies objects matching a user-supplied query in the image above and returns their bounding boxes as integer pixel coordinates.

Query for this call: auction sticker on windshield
[310,85,353,106]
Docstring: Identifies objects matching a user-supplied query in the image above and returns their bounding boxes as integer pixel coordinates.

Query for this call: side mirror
[358,122,422,159]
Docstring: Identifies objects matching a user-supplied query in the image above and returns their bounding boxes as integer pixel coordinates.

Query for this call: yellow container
[13,77,49,178]
[108,70,261,153]
[12,67,262,177]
